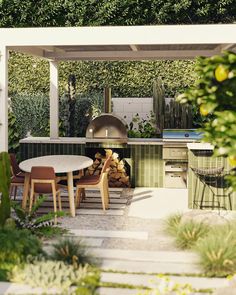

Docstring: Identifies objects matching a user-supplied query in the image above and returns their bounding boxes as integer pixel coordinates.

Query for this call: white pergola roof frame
[0,24,236,151]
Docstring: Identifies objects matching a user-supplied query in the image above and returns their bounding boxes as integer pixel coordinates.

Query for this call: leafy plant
[10,260,100,294]
[195,225,236,277]
[165,212,182,236]
[0,228,43,265]
[127,112,158,138]
[0,152,11,227]
[11,196,65,235]
[51,238,94,267]
[175,221,210,249]
[177,51,236,190]
[8,110,20,153]
[36,226,68,239]
[137,274,193,295]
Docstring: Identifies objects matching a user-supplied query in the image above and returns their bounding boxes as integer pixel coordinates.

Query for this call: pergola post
[49,61,59,139]
[0,45,8,152]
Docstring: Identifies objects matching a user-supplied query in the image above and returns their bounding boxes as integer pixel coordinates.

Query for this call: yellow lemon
[215,64,229,82]
[200,104,209,116]
[228,155,236,167]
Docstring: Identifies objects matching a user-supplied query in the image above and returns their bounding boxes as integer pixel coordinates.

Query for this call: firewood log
[112,152,119,159]
[105,149,113,157]
[95,152,102,159]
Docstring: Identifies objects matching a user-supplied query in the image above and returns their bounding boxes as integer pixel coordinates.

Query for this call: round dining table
[19,155,93,217]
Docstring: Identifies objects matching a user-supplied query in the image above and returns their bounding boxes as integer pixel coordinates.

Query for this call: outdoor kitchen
[18,83,236,211]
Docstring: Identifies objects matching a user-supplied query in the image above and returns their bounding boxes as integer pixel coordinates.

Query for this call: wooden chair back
[31,166,56,194]
[9,153,21,176]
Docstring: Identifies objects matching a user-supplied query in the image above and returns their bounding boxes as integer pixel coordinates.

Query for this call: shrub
[12,196,65,235]
[175,221,210,249]
[195,225,236,277]
[0,152,11,228]
[0,229,43,264]
[11,93,50,138]
[51,238,94,267]
[164,212,182,236]
[127,112,158,138]
[10,260,100,294]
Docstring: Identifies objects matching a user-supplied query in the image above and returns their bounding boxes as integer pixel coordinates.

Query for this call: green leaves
[0,152,11,227]
[179,51,236,189]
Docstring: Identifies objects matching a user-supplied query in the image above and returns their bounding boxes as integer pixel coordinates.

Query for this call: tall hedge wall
[9,52,196,98]
[1,0,235,27]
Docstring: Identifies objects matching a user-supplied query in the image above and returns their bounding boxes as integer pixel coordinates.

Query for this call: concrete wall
[112,97,153,125]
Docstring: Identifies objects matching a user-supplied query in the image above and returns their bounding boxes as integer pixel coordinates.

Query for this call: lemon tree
[177,51,236,189]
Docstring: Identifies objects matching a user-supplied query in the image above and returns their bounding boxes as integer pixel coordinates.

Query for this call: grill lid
[86,113,128,142]
[163,129,203,141]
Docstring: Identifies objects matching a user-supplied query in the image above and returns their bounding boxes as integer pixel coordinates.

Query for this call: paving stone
[76,209,124,216]
[91,249,199,263]
[101,272,228,290]
[79,203,126,209]
[0,282,60,294]
[83,198,128,204]
[100,259,202,274]
[69,230,148,240]
[97,287,142,295]
[45,237,104,247]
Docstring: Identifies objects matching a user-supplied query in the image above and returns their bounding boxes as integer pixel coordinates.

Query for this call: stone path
[10,188,230,294]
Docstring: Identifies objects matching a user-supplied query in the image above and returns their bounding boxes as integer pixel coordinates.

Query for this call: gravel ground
[57,188,179,251]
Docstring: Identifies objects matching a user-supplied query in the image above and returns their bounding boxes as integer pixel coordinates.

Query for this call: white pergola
[1,24,236,152]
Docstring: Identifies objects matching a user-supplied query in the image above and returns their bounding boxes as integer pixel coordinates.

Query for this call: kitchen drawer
[165,163,188,172]
[163,147,188,160]
[165,172,187,188]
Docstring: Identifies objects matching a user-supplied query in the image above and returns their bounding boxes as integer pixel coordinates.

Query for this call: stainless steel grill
[163,129,203,142]
[86,113,128,143]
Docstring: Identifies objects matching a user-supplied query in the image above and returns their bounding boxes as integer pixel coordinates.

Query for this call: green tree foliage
[0,0,235,27]
[177,51,236,189]
[0,152,11,227]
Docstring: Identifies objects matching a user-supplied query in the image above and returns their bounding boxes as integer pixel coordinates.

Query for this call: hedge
[8,52,196,98]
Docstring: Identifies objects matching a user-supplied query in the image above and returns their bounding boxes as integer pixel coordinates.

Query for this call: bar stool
[191,167,232,210]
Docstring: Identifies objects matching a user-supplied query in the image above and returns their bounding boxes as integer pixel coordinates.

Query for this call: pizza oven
[85,113,128,143]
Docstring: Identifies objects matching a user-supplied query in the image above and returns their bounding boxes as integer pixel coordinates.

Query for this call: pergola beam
[49,61,59,139]
[44,49,221,61]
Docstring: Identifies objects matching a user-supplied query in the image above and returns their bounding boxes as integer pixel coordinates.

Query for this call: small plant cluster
[10,260,99,294]
[0,228,44,281]
[9,238,99,293]
[11,196,65,237]
[137,274,193,295]
[165,213,236,277]
[126,112,158,138]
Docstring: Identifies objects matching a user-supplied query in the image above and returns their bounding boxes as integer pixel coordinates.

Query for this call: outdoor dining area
[10,153,111,219]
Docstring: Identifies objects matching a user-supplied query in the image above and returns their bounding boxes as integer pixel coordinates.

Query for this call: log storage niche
[85,149,131,188]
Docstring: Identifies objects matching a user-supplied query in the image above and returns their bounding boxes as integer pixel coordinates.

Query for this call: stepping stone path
[10,188,229,294]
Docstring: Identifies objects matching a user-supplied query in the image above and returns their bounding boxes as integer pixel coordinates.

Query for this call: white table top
[19,155,93,173]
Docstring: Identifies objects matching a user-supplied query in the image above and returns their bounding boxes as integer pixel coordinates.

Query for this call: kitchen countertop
[187,142,214,150]
[19,137,196,146]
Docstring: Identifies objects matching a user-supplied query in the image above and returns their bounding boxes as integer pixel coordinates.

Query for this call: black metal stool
[191,167,232,210]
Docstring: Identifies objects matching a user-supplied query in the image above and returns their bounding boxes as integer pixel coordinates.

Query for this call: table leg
[67,172,76,217]
[22,172,30,209]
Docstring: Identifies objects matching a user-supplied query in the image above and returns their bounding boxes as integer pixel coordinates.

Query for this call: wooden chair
[29,166,62,224]
[9,153,25,200]
[75,156,112,211]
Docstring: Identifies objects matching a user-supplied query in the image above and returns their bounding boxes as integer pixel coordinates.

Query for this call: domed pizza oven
[86,113,128,143]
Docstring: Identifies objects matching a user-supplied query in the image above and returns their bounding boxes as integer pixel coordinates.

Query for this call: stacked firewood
[86,149,131,187]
